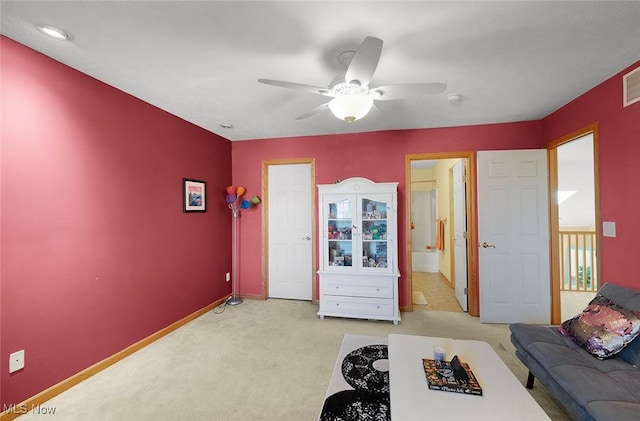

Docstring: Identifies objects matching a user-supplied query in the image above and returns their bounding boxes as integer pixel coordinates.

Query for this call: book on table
[422,355,483,396]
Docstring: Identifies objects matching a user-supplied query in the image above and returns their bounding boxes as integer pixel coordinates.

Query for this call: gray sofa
[510,283,640,421]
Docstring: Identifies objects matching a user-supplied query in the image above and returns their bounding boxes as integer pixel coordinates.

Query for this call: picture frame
[183,178,206,212]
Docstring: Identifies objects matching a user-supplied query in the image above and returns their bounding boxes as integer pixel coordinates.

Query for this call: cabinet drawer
[322,296,394,317]
[322,278,393,298]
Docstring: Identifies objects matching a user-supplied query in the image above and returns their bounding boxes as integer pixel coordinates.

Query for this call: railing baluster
[560,233,566,290]
[576,234,579,291]
[559,231,596,292]
[590,235,597,291]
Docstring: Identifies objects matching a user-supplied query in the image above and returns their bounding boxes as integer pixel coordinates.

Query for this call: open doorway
[547,124,600,324]
[406,153,476,314]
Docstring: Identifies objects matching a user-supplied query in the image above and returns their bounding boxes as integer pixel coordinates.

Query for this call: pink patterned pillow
[559,294,640,359]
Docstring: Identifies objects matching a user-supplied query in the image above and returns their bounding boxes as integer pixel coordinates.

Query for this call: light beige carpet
[13,299,570,421]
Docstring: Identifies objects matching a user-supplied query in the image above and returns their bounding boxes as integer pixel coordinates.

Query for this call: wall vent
[623,66,640,107]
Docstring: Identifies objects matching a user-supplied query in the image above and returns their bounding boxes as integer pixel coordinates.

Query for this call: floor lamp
[225,186,260,306]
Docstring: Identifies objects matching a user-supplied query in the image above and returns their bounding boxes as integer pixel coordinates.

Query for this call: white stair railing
[559,231,598,292]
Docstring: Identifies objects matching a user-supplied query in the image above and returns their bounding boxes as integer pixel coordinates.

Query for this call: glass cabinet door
[360,196,389,270]
[326,197,353,267]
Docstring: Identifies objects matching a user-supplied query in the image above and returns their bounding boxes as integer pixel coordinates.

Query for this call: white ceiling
[2,1,640,141]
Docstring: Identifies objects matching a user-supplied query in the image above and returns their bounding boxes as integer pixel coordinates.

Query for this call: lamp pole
[224,186,260,306]
[227,207,242,306]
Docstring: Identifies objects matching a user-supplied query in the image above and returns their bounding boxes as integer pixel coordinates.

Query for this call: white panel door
[478,150,550,323]
[268,164,313,300]
[453,160,468,311]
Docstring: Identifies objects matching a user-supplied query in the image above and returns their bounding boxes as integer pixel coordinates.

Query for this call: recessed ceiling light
[36,24,73,41]
[219,123,233,129]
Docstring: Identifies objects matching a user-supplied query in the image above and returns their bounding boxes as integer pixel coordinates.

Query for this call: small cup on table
[433,345,446,367]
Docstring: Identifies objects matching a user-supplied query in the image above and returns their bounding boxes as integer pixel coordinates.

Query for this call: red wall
[1,37,232,406]
[542,60,640,289]
[232,122,544,306]
[3,31,636,408]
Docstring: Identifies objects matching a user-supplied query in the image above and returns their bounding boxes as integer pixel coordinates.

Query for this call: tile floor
[412,271,594,319]
[411,271,463,312]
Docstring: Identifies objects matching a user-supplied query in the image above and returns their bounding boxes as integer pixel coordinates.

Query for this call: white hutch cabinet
[317,177,400,324]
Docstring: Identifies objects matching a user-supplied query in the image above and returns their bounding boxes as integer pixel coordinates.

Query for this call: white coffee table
[388,334,550,420]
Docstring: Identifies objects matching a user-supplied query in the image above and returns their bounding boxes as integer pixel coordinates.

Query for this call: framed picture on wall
[183,178,206,212]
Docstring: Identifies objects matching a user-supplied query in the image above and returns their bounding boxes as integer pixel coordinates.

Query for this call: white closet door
[268,163,313,300]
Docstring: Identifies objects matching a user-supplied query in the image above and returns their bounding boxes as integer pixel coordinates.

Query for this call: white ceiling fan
[258,36,447,123]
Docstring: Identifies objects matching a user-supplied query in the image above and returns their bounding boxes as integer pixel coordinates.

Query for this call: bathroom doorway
[407,154,471,313]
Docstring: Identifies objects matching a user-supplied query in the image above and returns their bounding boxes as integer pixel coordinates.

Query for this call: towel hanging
[435,218,446,251]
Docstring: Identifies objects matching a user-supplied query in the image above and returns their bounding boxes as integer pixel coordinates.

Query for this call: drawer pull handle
[376,288,380,291]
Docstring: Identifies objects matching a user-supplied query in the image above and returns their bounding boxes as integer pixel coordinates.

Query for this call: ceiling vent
[623,66,640,107]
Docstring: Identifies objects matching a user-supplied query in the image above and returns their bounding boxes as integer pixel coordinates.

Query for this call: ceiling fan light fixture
[258,36,444,122]
[328,94,373,123]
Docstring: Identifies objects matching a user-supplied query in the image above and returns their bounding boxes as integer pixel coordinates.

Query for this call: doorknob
[302,236,311,240]
[481,242,496,248]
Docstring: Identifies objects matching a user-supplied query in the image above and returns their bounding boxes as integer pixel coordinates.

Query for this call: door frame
[405,152,479,316]
[261,158,317,302]
[545,122,601,325]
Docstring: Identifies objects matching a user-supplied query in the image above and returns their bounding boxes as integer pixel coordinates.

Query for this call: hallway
[412,271,463,312]
[413,271,595,319]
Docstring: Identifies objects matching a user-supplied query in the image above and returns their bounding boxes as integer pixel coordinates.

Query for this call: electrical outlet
[9,350,25,373]
[225,272,231,282]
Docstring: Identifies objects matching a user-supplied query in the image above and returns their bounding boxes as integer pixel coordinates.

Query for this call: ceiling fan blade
[258,79,331,96]
[295,102,330,120]
[370,83,447,100]
[345,36,383,87]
